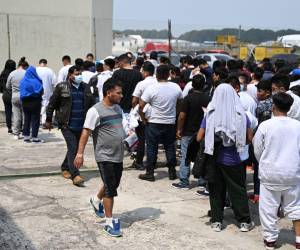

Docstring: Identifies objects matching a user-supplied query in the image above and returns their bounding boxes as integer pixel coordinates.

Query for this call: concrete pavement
[0,127,296,250]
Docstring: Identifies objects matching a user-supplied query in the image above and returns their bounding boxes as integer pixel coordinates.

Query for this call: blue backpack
[20,66,43,100]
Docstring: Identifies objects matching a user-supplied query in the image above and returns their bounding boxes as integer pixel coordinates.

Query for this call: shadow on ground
[115,207,163,229]
[0,207,36,250]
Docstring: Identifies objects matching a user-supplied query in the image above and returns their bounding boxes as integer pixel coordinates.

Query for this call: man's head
[227,59,238,71]
[256,80,272,101]
[272,92,294,115]
[192,74,206,91]
[135,57,144,69]
[156,65,170,81]
[150,51,158,61]
[227,75,240,93]
[117,54,131,68]
[252,67,264,81]
[159,56,170,65]
[68,66,81,81]
[83,60,94,71]
[86,53,94,62]
[75,58,84,69]
[39,58,47,67]
[263,62,273,72]
[95,62,103,73]
[62,55,71,66]
[271,75,290,95]
[141,61,155,78]
[213,67,228,84]
[102,78,123,104]
[183,55,193,67]
[198,58,208,69]
[104,58,115,71]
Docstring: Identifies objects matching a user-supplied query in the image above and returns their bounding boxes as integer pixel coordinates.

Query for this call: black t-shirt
[112,68,143,113]
[180,91,211,136]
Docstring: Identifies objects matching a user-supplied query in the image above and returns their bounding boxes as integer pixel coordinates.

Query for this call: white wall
[0,0,113,73]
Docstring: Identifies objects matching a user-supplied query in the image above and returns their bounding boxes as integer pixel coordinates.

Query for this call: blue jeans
[146,123,176,174]
[179,136,192,185]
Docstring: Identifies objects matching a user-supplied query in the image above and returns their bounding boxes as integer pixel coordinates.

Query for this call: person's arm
[74,128,90,169]
[246,128,253,144]
[45,84,61,130]
[177,112,186,139]
[139,99,147,124]
[132,96,139,108]
[252,126,264,162]
[197,128,205,142]
[6,74,12,92]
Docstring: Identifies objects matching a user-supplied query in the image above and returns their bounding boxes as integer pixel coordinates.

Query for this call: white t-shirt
[97,70,113,101]
[132,76,157,98]
[57,64,72,83]
[82,71,96,84]
[246,83,258,103]
[141,81,183,124]
[36,66,57,106]
[287,91,300,121]
[239,91,257,117]
[182,81,193,98]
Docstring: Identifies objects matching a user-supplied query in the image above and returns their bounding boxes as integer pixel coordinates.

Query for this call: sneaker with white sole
[196,188,209,197]
[240,221,255,232]
[103,218,122,237]
[90,197,105,218]
[32,138,45,143]
[211,222,222,232]
[172,182,190,190]
[264,240,276,250]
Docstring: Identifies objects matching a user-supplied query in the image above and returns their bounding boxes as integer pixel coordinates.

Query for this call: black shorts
[97,162,123,198]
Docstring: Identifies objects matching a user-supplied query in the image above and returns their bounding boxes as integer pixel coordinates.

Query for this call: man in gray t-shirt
[74,78,127,237]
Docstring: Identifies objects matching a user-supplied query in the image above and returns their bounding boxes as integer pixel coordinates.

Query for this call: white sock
[93,195,101,206]
[296,236,300,243]
[105,217,113,227]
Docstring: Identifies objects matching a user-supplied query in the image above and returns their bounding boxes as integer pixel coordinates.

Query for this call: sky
[113,0,300,36]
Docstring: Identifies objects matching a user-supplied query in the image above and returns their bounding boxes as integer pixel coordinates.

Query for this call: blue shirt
[68,84,85,131]
[200,116,250,166]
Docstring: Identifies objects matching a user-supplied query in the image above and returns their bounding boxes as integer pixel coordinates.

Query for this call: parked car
[196,53,234,67]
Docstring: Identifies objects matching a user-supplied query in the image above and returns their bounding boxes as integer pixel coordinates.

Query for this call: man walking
[45,66,94,186]
[74,78,128,237]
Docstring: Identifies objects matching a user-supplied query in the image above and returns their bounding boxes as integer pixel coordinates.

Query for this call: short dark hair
[39,58,47,64]
[198,58,207,66]
[75,58,84,67]
[156,65,170,81]
[192,74,206,90]
[150,51,158,60]
[256,80,272,92]
[118,54,131,64]
[183,55,193,65]
[83,60,94,71]
[263,62,273,72]
[272,92,294,113]
[226,75,240,89]
[214,67,228,80]
[135,57,144,68]
[104,58,115,69]
[142,61,155,75]
[290,85,300,97]
[227,59,238,71]
[86,53,94,59]
[213,60,226,71]
[62,55,71,62]
[253,67,264,80]
[102,78,122,97]
[159,56,170,65]
[271,75,290,91]
[68,65,81,75]
[95,62,103,72]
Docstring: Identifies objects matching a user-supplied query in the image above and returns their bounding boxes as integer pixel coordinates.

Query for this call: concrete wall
[0,0,113,73]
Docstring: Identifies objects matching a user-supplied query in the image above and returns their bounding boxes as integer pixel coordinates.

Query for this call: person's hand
[176,130,182,139]
[44,121,52,131]
[74,154,84,169]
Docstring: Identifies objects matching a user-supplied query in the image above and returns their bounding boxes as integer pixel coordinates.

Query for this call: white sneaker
[32,138,45,143]
[13,135,19,140]
[240,221,255,232]
[211,222,222,232]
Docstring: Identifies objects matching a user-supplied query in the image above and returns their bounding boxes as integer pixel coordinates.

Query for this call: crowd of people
[0,51,299,249]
